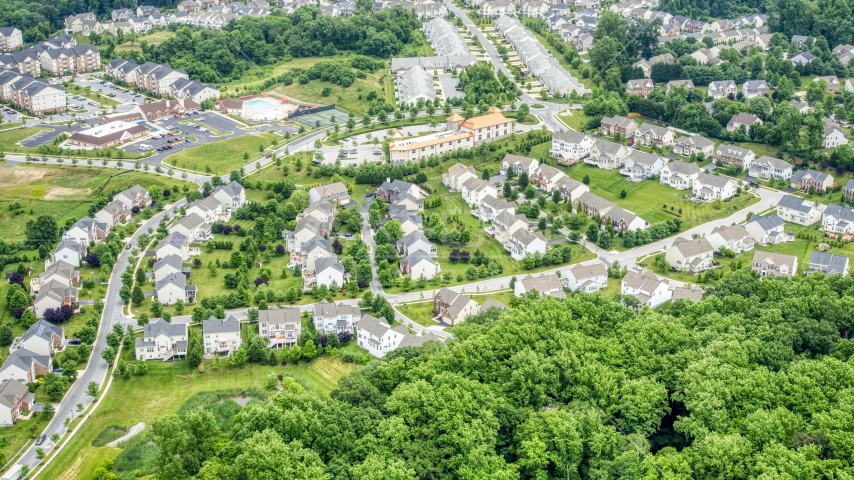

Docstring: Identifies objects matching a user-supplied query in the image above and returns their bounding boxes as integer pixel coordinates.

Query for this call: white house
[621,270,671,308]
[708,80,737,99]
[62,217,109,247]
[113,184,151,210]
[487,211,530,243]
[443,162,478,191]
[94,200,129,227]
[665,237,715,273]
[587,139,630,170]
[397,230,437,257]
[356,314,440,358]
[726,113,763,134]
[777,195,825,226]
[32,280,77,319]
[673,135,715,157]
[135,320,188,361]
[185,196,226,224]
[747,156,792,180]
[308,182,350,205]
[692,173,737,201]
[550,131,595,164]
[298,236,335,273]
[461,178,498,207]
[11,320,63,357]
[752,251,798,278]
[556,177,589,203]
[153,254,184,282]
[744,214,790,245]
[515,273,566,299]
[0,349,51,384]
[824,125,847,148]
[506,228,547,261]
[530,164,567,193]
[155,232,190,261]
[258,307,302,348]
[501,154,539,177]
[312,300,361,335]
[808,252,850,276]
[706,225,755,253]
[168,213,211,242]
[478,195,516,222]
[633,124,675,147]
[562,260,607,293]
[0,378,35,426]
[30,261,78,296]
[50,239,86,268]
[311,257,345,289]
[399,250,441,280]
[156,272,194,305]
[822,203,854,235]
[211,181,247,211]
[660,160,701,190]
[202,315,241,356]
[622,151,665,181]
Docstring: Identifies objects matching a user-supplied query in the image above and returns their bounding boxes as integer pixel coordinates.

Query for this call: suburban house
[822,203,854,235]
[666,79,695,94]
[752,251,798,277]
[153,255,185,283]
[443,162,477,191]
[310,257,346,289]
[0,28,23,52]
[747,156,792,180]
[487,211,531,243]
[530,164,567,193]
[777,195,824,226]
[433,288,479,326]
[211,181,247,211]
[284,216,332,253]
[356,314,440,358]
[258,307,302,348]
[389,191,423,213]
[808,252,849,276]
[633,124,674,147]
[514,273,566,299]
[561,260,607,293]
[156,272,195,305]
[94,200,129,227]
[692,173,737,201]
[30,261,78,296]
[397,230,437,257]
[62,217,109,247]
[387,208,422,236]
[660,160,701,189]
[556,177,589,203]
[742,79,769,98]
[727,113,763,134]
[621,270,671,308]
[708,80,737,99]
[666,237,715,273]
[790,51,816,65]
[11,320,64,357]
[587,139,631,170]
[576,191,616,218]
[713,144,756,167]
[626,78,655,97]
[506,228,547,261]
[0,348,51,383]
[744,214,790,245]
[312,300,361,335]
[707,225,755,254]
[550,131,595,164]
[478,195,516,222]
[461,178,498,207]
[500,154,539,177]
[600,115,638,138]
[622,151,665,181]
[156,232,190,261]
[791,169,834,192]
[673,135,714,157]
[202,316,242,356]
[399,250,441,280]
[308,182,350,205]
[168,213,211,242]
[135,320,188,361]
[603,206,648,232]
[0,379,35,426]
[184,196,226,224]
[378,179,422,202]
[50,239,85,268]
[846,179,854,202]
[815,75,841,93]
[298,236,335,273]
[672,286,704,302]
[823,125,847,148]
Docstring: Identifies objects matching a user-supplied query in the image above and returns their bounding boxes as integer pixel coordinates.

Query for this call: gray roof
[747,213,784,232]
[479,298,507,313]
[313,299,360,317]
[672,286,704,302]
[729,112,761,126]
[174,213,206,231]
[578,191,616,211]
[594,138,626,155]
[481,194,515,211]
[155,272,186,291]
[21,320,62,343]
[553,130,590,143]
[567,261,607,280]
[40,261,77,281]
[621,270,668,294]
[696,172,734,188]
[792,169,832,185]
[55,239,86,254]
[752,156,791,171]
[672,237,714,256]
[753,250,797,270]
[0,379,32,409]
[144,318,187,338]
[665,160,701,175]
[69,216,108,234]
[824,203,854,222]
[153,254,183,272]
[398,332,443,349]
[301,235,333,254]
[401,250,436,268]
[778,195,816,214]
[810,252,849,275]
[258,307,300,325]
[511,228,546,247]
[846,179,854,191]
[380,179,415,195]
[203,315,241,335]
[315,256,345,274]
[214,180,245,198]
[157,232,189,251]
[356,313,391,337]
[519,273,565,298]
[401,230,433,248]
[628,151,662,166]
[743,80,768,90]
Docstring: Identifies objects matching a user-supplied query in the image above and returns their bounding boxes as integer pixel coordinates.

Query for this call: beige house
[752,251,798,277]
[665,237,714,273]
[258,307,302,348]
[202,316,242,356]
[433,288,479,326]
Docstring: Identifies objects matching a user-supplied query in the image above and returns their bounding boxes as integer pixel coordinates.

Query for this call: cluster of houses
[388,108,514,163]
[0,34,100,78]
[284,183,351,290]
[494,15,590,97]
[152,181,246,305]
[0,321,64,425]
[106,58,218,102]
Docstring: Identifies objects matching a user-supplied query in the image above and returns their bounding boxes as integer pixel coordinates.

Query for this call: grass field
[557,111,590,132]
[41,350,356,480]
[163,132,279,174]
[0,127,49,152]
[115,30,176,52]
[248,152,372,205]
[0,164,197,242]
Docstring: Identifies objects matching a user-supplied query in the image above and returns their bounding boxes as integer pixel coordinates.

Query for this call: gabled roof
[203,315,240,335]
[21,320,62,343]
[356,314,391,337]
[672,286,704,302]
[0,348,50,375]
[157,232,189,251]
[697,172,735,189]
[156,272,186,291]
[257,307,300,325]
[144,318,187,338]
[753,250,797,270]
[809,252,848,274]
[55,239,85,254]
[747,213,784,232]
[301,235,333,254]
[153,254,183,272]
[664,160,701,175]
[628,150,663,166]
[0,379,33,409]
[672,237,714,256]
[479,298,507,313]
[553,130,591,143]
[401,249,436,268]
[752,155,791,171]
[519,273,565,298]
[313,299,360,318]
[567,261,607,281]
[40,260,78,282]
[315,257,345,274]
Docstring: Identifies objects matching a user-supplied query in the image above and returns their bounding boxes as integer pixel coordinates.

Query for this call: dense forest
[89,6,421,83]
[142,271,854,479]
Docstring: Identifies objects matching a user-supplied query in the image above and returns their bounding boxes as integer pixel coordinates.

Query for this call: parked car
[67,339,81,346]
[167,144,173,149]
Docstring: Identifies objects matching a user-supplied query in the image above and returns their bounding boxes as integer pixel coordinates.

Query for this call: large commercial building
[66,121,149,150]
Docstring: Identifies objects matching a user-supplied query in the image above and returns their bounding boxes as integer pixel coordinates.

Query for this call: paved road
[18,200,188,473]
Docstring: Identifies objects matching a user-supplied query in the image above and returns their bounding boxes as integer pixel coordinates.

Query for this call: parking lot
[438,74,463,100]
[19,125,73,147]
[74,75,145,106]
[193,113,242,133]
[308,124,438,166]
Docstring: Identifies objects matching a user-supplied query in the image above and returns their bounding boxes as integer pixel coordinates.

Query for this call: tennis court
[290,108,352,128]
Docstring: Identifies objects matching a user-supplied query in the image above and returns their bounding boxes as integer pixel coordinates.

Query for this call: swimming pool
[245,99,277,111]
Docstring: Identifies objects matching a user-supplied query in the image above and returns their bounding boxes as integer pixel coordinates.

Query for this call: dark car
[35,434,46,445]
[125,243,132,250]
[67,339,81,346]
[167,144,173,149]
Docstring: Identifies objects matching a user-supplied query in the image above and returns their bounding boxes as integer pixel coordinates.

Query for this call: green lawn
[248,152,371,205]
[733,141,781,160]
[40,351,356,480]
[0,127,50,152]
[163,132,279,175]
[557,111,590,132]
[397,302,436,327]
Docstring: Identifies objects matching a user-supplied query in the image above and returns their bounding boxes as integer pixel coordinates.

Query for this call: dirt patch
[58,455,84,480]
[0,165,51,188]
[44,186,90,200]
